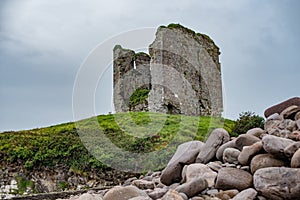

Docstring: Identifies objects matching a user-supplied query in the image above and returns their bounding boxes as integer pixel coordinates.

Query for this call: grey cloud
[0,0,299,131]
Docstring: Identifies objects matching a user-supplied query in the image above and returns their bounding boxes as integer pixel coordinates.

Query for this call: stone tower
[113,24,223,117]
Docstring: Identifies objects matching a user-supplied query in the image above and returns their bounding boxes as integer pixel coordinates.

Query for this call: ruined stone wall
[113,46,151,112]
[113,24,223,117]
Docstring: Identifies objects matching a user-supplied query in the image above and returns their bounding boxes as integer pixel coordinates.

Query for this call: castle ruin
[113,24,223,117]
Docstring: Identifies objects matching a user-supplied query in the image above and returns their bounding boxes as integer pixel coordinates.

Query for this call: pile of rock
[60,97,300,200]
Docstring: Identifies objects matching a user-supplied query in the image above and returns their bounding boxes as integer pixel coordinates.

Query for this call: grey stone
[196,128,230,164]
[132,180,155,190]
[250,154,286,174]
[161,189,185,200]
[232,188,257,200]
[191,197,204,200]
[280,105,300,120]
[295,112,300,121]
[291,148,300,168]
[223,148,240,164]
[284,141,300,157]
[266,113,283,121]
[103,186,148,200]
[128,196,152,200]
[78,193,96,200]
[289,130,300,141]
[160,141,203,185]
[215,189,239,200]
[215,168,253,191]
[238,141,263,165]
[206,161,222,172]
[175,178,208,198]
[296,119,300,129]
[254,167,300,200]
[178,192,188,200]
[148,188,168,199]
[182,163,217,188]
[246,128,265,138]
[264,97,300,118]
[206,189,218,195]
[262,135,295,157]
[235,134,260,151]
[216,140,236,161]
[264,119,282,135]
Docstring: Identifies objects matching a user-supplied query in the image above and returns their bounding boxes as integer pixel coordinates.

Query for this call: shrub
[232,111,265,135]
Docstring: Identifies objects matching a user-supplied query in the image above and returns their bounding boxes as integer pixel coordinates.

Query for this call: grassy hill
[0,112,235,173]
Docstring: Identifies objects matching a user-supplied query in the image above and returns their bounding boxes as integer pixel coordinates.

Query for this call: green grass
[0,112,235,173]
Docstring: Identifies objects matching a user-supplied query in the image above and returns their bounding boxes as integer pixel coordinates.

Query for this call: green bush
[232,111,265,135]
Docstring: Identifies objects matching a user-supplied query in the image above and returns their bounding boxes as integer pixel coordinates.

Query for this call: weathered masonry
[113,24,223,117]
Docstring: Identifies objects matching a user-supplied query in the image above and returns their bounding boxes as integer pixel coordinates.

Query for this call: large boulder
[161,190,185,200]
[103,186,148,200]
[250,154,286,174]
[238,141,263,166]
[284,141,300,157]
[215,168,253,191]
[262,135,295,157]
[160,141,203,185]
[235,134,261,151]
[175,177,208,198]
[264,97,300,118]
[196,128,230,163]
[291,148,300,168]
[280,105,300,120]
[232,188,257,200]
[216,140,236,161]
[254,167,300,200]
[182,163,217,187]
[223,148,240,164]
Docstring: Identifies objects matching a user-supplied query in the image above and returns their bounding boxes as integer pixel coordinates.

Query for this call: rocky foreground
[57,97,300,200]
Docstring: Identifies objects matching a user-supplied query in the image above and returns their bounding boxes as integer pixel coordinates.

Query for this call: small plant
[15,175,34,194]
[57,181,69,191]
[232,111,265,135]
[129,88,150,107]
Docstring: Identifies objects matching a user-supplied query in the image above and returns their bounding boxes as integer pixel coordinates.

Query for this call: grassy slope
[0,112,235,172]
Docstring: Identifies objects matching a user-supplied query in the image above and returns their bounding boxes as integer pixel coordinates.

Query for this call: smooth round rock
[264,97,300,118]
[295,112,300,121]
[103,186,148,200]
[215,168,253,191]
[216,140,236,161]
[232,188,257,200]
[215,189,239,200]
[238,141,263,166]
[175,178,208,198]
[182,163,217,187]
[235,134,261,151]
[161,141,203,185]
[148,188,168,199]
[262,135,295,157]
[196,128,230,164]
[284,141,300,157]
[250,154,286,174]
[280,105,300,120]
[246,128,265,138]
[291,148,300,168]
[254,167,300,200]
[161,189,185,200]
[223,148,240,164]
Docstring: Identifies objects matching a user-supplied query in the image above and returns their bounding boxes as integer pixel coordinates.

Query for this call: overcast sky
[1,0,299,132]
